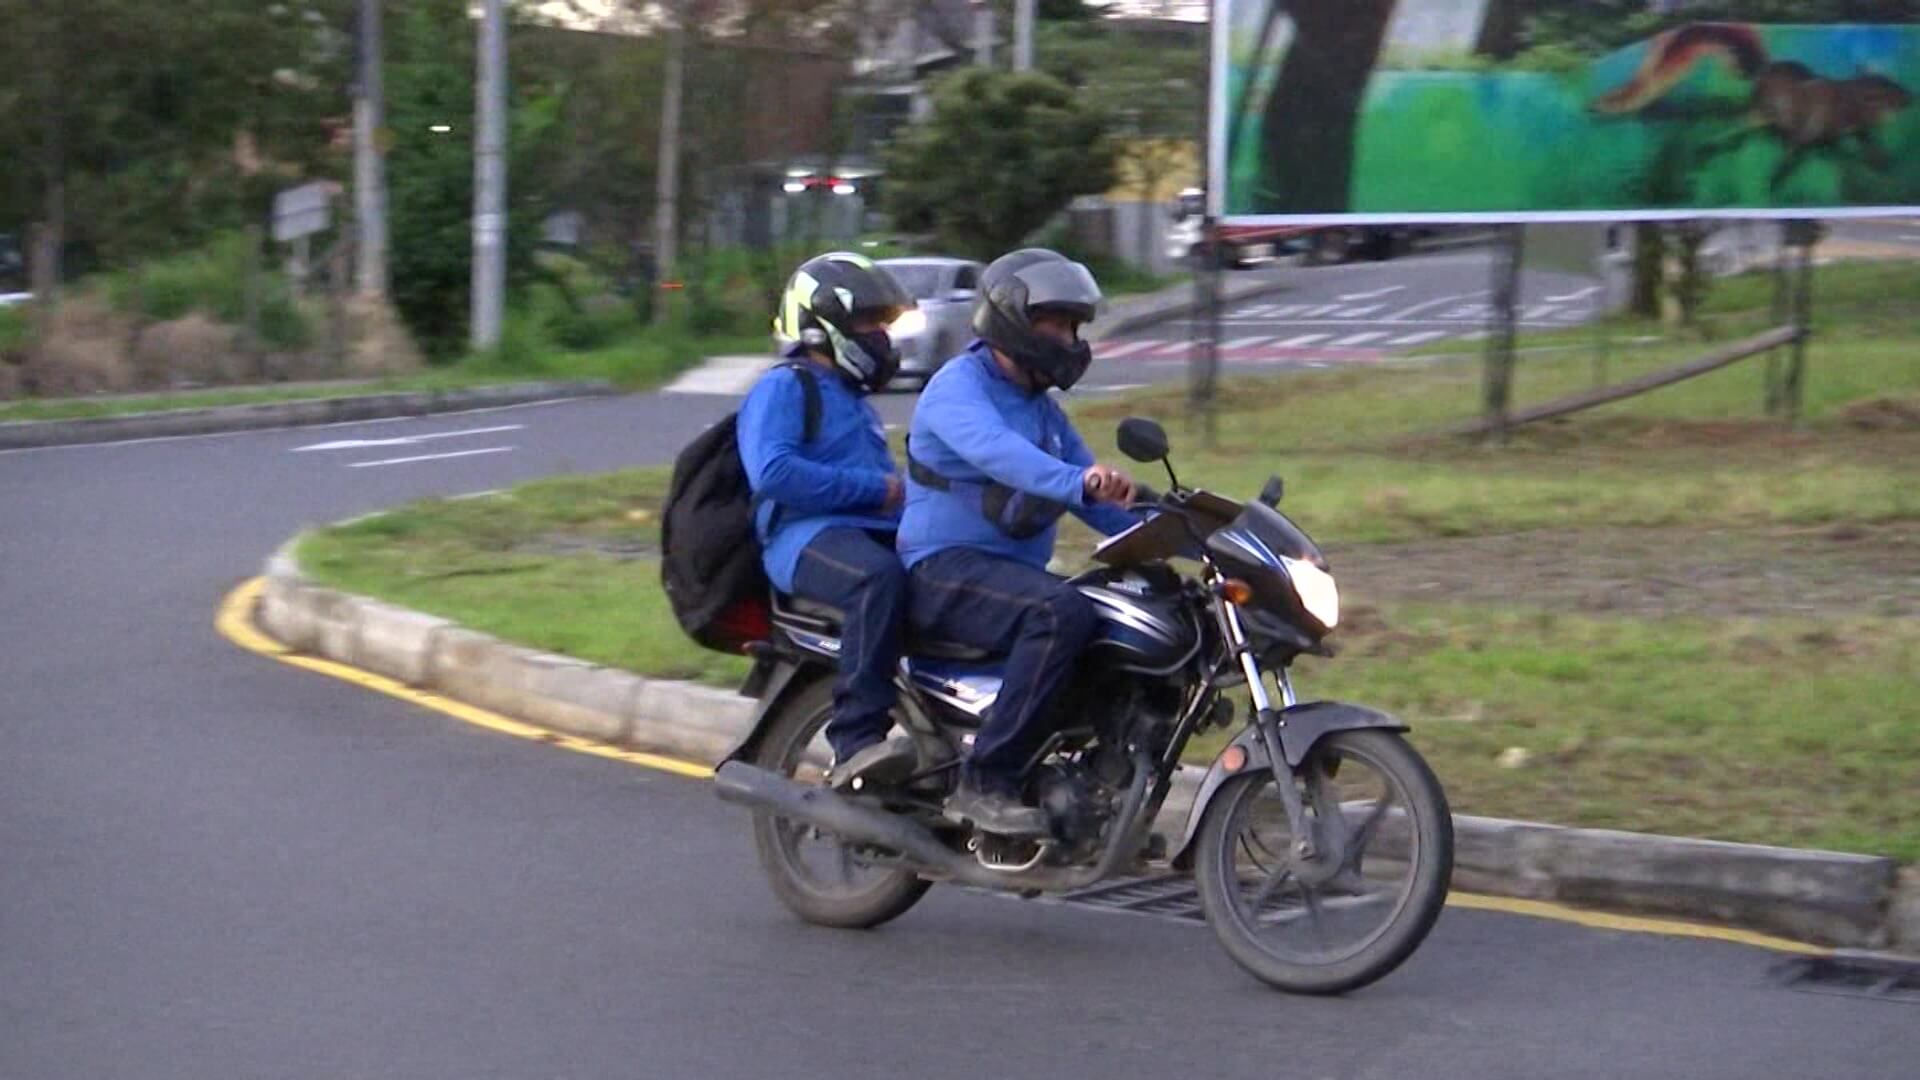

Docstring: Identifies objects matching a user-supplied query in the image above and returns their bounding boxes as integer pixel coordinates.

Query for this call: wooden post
[1482,224,1524,442]
[1783,222,1817,427]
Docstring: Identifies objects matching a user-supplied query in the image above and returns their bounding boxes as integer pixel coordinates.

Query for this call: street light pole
[353,0,388,300]
[472,0,508,350]
[1014,0,1035,72]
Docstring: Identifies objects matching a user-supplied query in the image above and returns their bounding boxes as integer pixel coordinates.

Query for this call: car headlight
[891,309,927,338]
[1282,556,1339,629]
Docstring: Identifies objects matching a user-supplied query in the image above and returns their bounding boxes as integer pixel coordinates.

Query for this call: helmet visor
[1014,260,1102,322]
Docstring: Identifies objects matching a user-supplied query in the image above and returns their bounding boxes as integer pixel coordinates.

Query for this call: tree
[0,0,351,276]
[1254,0,1400,214]
[384,0,558,356]
[882,68,1117,258]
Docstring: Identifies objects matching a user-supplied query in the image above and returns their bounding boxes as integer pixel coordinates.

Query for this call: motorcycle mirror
[1259,475,1284,508]
[1117,417,1170,464]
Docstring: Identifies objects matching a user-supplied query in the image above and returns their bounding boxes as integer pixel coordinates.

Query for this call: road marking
[214,577,1834,957]
[1299,304,1343,317]
[1222,336,1273,349]
[1233,305,1279,318]
[1338,285,1405,302]
[1387,293,1486,321]
[1097,340,1157,359]
[293,424,524,453]
[1084,383,1150,393]
[1331,332,1388,347]
[346,446,514,468]
[0,398,589,457]
[1447,894,1824,955]
[216,579,714,779]
[1267,304,1306,318]
[1154,342,1191,357]
[1523,305,1561,320]
[1275,333,1330,347]
[1387,331,1449,347]
[1332,305,1383,319]
[448,488,506,501]
[1547,286,1602,303]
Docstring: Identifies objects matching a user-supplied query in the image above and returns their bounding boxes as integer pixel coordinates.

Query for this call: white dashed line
[1388,331,1449,347]
[1331,332,1388,347]
[1276,333,1331,347]
[346,446,515,468]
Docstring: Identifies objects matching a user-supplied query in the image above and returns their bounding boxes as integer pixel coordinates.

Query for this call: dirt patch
[1837,396,1920,432]
[1332,523,1920,619]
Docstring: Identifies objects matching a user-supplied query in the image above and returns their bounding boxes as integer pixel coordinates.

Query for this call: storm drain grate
[1772,955,1920,1005]
[1050,874,1207,924]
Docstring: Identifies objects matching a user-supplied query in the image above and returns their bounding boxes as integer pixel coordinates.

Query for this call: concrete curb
[255,538,1916,955]
[0,380,617,450]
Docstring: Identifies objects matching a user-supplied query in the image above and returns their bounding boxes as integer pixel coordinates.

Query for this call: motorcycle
[714,417,1453,994]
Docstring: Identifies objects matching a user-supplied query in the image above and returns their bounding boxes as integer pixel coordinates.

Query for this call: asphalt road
[4,255,1914,1079]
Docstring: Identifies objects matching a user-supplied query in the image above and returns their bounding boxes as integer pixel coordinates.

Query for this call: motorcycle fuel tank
[1074,566,1198,675]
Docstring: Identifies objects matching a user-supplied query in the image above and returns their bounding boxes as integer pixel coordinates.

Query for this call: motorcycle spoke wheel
[1194,729,1453,994]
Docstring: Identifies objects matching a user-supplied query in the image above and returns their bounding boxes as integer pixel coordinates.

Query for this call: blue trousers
[791,528,908,761]
[906,548,1098,796]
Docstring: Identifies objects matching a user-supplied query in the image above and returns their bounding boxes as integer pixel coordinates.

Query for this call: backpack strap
[755,362,826,537]
[777,361,823,444]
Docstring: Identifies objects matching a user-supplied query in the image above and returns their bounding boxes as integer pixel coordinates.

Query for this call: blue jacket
[737,357,899,593]
[898,343,1137,570]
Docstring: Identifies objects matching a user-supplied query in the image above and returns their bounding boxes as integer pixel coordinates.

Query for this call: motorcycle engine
[1028,762,1102,847]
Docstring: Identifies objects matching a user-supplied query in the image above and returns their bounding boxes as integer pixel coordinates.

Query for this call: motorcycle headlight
[1282,556,1339,629]
[890,308,927,339]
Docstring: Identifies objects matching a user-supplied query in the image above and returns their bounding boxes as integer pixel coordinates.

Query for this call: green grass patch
[0,329,765,422]
[293,289,1918,857]
[297,470,751,688]
[1186,605,1920,860]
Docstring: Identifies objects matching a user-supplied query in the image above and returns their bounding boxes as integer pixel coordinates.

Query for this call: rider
[897,248,1140,837]
[737,252,918,789]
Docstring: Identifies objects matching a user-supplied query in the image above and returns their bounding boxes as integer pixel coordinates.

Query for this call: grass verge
[295,259,1919,858]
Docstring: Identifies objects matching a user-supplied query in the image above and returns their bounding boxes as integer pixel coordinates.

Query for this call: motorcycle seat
[773,593,996,663]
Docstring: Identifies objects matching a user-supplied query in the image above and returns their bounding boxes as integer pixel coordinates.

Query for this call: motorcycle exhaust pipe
[715,761,999,886]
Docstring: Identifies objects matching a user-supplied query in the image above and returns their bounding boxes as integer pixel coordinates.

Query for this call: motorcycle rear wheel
[749,679,932,929]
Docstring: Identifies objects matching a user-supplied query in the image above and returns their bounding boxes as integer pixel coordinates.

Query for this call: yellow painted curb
[218,576,1829,956]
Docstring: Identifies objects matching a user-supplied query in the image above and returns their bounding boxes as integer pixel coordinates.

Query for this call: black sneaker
[827,737,919,792]
[943,782,1049,838]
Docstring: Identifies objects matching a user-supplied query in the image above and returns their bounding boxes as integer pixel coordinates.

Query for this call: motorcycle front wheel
[1193,729,1452,994]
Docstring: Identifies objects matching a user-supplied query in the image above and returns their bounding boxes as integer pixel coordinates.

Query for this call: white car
[876,256,985,389]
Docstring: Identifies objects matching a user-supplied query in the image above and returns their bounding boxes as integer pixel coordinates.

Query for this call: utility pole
[1014,0,1035,71]
[972,0,995,67]
[652,5,687,325]
[472,0,508,349]
[353,0,388,299]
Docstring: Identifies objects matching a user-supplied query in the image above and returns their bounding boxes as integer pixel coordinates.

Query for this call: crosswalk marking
[1388,330,1449,347]
[1098,340,1157,359]
[1154,341,1190,356]
[1299,304,1343,317]
[1331,331,1388,347]
[1334,304,1383,319]
[1524,305,1561,320]
[1268,304,1306,318]
[1276,333,1330,347]
[1223,336,1273,349]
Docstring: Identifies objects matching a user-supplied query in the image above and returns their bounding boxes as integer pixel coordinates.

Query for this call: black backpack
[660,363,821,653]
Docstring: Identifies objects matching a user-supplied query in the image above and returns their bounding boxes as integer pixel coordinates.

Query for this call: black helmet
[971,248,1103,391]
[773,252,913,393]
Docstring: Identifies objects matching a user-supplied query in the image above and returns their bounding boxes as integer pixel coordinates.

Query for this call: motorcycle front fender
[1169,701,1407,870]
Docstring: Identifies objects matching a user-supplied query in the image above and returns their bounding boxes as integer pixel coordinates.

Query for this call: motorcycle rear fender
[1169,701,1407,871]
[719,655,820,765]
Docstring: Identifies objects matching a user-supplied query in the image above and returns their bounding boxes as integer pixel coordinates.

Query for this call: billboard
[1213,2,1920,223]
